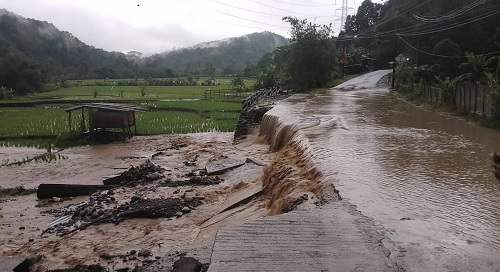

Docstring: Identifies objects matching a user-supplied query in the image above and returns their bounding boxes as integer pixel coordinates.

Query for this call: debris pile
[118,160,163,187]
[160,169,223,187]
[42,190,203,236]
[47,264,109,272]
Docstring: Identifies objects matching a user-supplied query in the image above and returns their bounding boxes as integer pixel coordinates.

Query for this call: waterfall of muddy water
[259,94,340,215]
[265,88,500,260]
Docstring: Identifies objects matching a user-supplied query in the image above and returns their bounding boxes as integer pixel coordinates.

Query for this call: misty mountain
[0,9,288,94]
[144,32,289,75]
[0,8,133,81]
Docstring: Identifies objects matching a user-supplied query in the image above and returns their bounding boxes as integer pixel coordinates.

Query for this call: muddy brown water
[264,88,500,258]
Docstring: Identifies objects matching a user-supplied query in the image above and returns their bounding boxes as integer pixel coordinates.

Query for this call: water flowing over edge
[259,105,340,215]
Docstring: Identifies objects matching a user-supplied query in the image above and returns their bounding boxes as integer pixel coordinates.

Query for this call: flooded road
[266,72,500,269]
[315,88,500,254]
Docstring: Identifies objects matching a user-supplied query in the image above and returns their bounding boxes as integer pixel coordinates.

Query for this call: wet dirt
[0,128,331,271]
[0,133,282,270]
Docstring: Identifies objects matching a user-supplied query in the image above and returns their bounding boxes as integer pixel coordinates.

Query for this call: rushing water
[270,87,500,257]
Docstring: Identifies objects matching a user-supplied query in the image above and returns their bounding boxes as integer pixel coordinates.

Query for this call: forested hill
[143,32,289,76]
[0,9,134,94]
[339,0,500,76]
[0,9,287,95]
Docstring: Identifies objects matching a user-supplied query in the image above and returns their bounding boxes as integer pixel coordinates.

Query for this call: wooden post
[468,85,472,113]
[482,86,486,117]
[473,84,478,115]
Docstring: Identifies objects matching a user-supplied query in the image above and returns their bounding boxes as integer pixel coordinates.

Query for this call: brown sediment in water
[0,133,273,271]
[259,109,336,216]
[0,100,339,270]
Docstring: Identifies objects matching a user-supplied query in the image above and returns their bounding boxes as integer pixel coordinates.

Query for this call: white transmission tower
[341,0,348,28]
[336,0,354,31]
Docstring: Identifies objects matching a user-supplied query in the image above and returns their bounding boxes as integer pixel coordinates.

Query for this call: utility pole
[392,10,398,90]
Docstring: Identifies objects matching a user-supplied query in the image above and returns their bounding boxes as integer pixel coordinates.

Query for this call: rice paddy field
[0,77,256,148]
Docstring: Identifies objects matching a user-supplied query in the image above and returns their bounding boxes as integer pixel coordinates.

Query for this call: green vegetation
[0,8,285,95]
[0,78,254,148]
[0,186,36,198]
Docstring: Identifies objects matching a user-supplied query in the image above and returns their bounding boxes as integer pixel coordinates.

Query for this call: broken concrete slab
[205,158,245,175]
[221,161,263,184]
[102,174,122,185]
[0,257,28,272]
[218,182,262,214]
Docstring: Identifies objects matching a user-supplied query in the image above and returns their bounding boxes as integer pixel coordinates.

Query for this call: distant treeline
[0,9,287,96]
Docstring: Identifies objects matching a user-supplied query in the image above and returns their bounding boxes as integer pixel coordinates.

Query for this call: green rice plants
[0,142,67,167]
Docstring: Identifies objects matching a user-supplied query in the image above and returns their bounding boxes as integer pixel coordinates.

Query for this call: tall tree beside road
[339,0,500,75]
[283,17,337,90]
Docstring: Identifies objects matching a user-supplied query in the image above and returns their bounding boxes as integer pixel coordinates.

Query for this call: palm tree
[460,52,494,114]
[435,74,469,106]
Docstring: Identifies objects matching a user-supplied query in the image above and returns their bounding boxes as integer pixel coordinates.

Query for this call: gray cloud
[0,0,384,54]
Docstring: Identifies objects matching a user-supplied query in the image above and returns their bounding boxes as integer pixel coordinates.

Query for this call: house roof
[65,103,145,112]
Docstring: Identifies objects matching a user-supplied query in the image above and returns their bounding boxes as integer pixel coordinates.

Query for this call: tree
[139,83,147,97]
[460,52,493,84]
[433,39,462,77]
[204,62,216,78]
[283,17,337,90]
[231,74,246,91]
[434,74,469,105]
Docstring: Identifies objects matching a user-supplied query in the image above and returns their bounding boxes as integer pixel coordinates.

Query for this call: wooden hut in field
[65,103,145,140]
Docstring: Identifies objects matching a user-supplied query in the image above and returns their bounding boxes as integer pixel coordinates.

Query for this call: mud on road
[0,130,332,271]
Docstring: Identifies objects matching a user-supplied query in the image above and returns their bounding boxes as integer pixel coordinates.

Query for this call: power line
[209,0,333,19]
[397,34,500,58]
[399,6,500,36]
[266,0,335,7]
[247,0,323,17]
[337,3,500,41]
[413,0,487,23]
[217,11,290,29]
[209,0,286,17]
[346,0,434,37]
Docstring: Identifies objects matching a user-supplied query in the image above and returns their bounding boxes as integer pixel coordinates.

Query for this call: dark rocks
[282,194,309,213]
[99,253,114,260]
[172,257,202,272]
[146,173,160,181]
[233,106,272,143]
[42,194,205,236]
[159,170,223,188]
[117,160,164,187]
[183,155,199,166]
[46,264,109,272]
[130,195,142,203]
[138,249,152,257]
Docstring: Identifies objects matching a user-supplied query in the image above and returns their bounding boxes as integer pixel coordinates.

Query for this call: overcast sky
[0,0,385,54]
